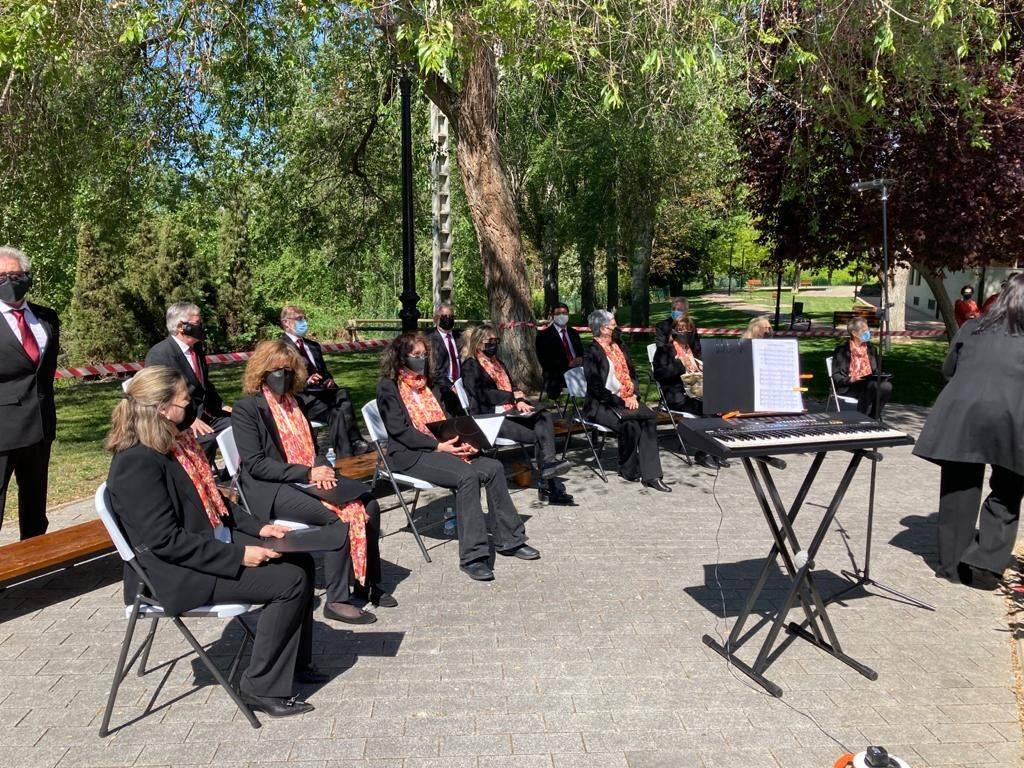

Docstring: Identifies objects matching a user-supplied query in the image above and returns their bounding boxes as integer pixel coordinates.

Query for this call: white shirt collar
[286,332,301,343]
[172,335,193,355]
[0,299,28,314]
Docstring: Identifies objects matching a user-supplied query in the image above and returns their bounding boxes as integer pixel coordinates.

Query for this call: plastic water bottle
[443,506,456,536]
[325,448,337,467]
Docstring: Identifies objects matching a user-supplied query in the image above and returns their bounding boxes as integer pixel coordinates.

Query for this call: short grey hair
[671,296,689,311]
[166,302,201,334]
[588,309,615,337]
[0,246,30,272]
[433,302,454,320]
[847,316,868,335]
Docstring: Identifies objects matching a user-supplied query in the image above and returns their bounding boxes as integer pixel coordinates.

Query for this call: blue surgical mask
[670,310,684,321]
[293,319,309,337]
[860,330,871,343]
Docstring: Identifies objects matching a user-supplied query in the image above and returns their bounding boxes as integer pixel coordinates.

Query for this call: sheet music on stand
[751,339,803,413]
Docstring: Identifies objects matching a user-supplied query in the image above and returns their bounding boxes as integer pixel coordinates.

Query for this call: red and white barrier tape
[565,325,947,339]
[53,338,391,380]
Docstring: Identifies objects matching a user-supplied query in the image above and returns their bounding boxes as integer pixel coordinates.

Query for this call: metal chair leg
[171,617,260,729]
[389,476,431,563]
[99,595,143,737]
[136,617,159,676]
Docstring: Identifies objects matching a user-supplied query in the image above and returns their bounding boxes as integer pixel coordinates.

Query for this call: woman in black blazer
[232,340,392,624]
[105,366,326,717]
[459,323,573,505]
[376,332,538,582]
[584,310,669,491]
[914,274,1024,588]
[831,317,891,418]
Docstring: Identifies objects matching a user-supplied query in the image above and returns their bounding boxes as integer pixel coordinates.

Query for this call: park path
[0,404,1021,767]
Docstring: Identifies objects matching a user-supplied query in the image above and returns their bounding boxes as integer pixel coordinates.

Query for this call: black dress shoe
[959,563,1001,591]
[499,544,540,560]
[240,692,314,717]
[540,459,571,479]
[642,478,672,493]
[323,603,378,624]
[295,665,330,684]
[695,452,718,469]
[351,440,371,455]
[621,473,642,483]
[717,457,731,468]
[539,487,575,505]
[352,586,399,608]
[461,560,495,581]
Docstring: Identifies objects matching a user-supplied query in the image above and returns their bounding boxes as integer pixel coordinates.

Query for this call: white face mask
[553,314,569,327]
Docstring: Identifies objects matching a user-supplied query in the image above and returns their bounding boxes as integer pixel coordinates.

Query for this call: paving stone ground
[1,405,1021,768]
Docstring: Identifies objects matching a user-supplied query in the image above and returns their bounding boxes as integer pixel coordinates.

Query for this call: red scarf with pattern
[475,354,514,412]
[598,339,635,398]
[172,431,229,529]
[672,339,702,374]
[263,388,368,585]
[849,341,872,382]
[397,369,446,435]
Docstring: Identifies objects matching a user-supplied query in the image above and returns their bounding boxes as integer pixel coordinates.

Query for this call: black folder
[427,414,505,450]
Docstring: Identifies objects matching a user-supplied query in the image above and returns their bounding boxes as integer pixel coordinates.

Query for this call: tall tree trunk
[427,39,540,386]
[887,261,909,333]
[913,261,957,341]
[629,210,653,327]
[579,239,595,316]
[606,227,620,311]
[542,238,559,316]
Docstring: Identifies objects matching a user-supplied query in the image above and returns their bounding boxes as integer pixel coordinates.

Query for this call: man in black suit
[654,296,702,356]
[144,302,231,458]
[279,305,369,457]
[535,302,584,399]
[425,303,462,390]
[0,247,60,539]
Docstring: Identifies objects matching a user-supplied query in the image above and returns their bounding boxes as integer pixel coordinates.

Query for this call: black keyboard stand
[830,448,936,612]
[703,451,879,697]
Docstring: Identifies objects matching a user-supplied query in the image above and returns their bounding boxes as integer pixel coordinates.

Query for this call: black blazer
[426,327,462,387]
[231,394,368,521]
[145,336,225,417]
[654,317,702,358]
[0,302,59,451]
[106,442,262,616]
[535,323,584,392]
[583,341,640,419]
[460,356,516,416]
[376,377,466,471]
[280,334,332,382]
[831,340,881,395]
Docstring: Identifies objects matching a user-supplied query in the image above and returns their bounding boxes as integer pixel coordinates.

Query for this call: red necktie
[11,309,40,366]
[295,337,305,356]
[559,328,573,363]
[188,347,203,383]
[446,333,460,380]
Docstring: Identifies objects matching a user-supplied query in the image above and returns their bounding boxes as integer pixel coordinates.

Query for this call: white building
[906,262,1021,319]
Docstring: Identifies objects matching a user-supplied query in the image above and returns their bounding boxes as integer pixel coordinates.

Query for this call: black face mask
[406,355,426,374]
[175,400,198,431]
[0,273,31,304]
[611,327,623,344]
[181,321,206,341]
[962,292,974,299]
[265,369,295,397]
[438,315,455,331]
[482,341,499,357]
[672,332,690,344]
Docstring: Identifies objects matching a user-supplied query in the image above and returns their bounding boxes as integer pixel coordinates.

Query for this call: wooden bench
[833,308,880,329]
[0,519,115,588]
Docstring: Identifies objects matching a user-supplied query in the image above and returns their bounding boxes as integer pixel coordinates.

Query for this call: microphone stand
[834,180,934,611]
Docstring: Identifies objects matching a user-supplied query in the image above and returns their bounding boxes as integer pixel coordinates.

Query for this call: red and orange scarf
[672,339,702,374]
[172,431,229,529]
[475,354,514,412]
[397,369,446,435]
[849,341,872,382]
[598,339,635,399]
[263,388,368,585]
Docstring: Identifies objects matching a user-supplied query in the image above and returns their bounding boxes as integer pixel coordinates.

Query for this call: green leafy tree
[215,205,261,349]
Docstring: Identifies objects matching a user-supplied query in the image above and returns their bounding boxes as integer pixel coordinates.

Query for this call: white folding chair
[94,483,260,736]
[216,427,310,532]
[825,357,859,412]
[646,343,697,465]
[361,400,439,563]
[559,366,613,482]
[454,377,532,460]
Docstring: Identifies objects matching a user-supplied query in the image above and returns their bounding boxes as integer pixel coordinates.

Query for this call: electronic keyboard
[677,411,913,459]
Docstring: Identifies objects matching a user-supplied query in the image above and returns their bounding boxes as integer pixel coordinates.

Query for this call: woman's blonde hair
[742,316,773,340]
[461,323,498,359]
[242,339,306,395]
[106,366,185,455]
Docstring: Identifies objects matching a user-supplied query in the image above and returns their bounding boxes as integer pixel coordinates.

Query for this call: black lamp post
[398,70,420,332]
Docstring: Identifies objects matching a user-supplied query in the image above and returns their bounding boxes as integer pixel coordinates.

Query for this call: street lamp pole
[398,71,420,332]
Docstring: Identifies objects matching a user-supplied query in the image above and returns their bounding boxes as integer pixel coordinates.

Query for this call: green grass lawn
[5,295,947,517]
[740,289,863,323]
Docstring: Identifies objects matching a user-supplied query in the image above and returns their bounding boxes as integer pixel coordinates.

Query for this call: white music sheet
[472,414,506,447]
[751,339,804,413]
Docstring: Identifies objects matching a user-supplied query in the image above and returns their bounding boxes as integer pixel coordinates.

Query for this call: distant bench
[833,307,880,329]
